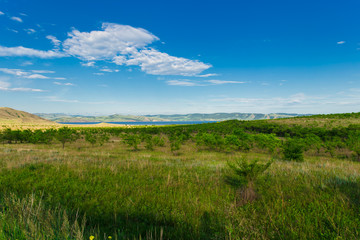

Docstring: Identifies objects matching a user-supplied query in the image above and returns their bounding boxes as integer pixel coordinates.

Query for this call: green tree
[224,157,272,206]
[283,138,304,162]
[55,127,79,149]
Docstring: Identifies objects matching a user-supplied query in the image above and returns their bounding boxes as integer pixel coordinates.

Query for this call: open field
[0,116,360,239]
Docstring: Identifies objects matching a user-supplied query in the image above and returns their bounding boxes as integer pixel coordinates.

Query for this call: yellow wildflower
[89,236,95,240]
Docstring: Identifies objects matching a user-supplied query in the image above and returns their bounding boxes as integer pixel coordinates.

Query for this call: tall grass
[0,132,359,239]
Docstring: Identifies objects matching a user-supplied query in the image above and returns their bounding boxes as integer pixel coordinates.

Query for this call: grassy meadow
[0,116,360,239]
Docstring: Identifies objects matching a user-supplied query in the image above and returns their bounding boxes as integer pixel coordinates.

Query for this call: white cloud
[166,80,202,86]
[10,16,23,22]
[25,28,36,34]
[31,70,55,74]
[54,77,66,80]
[81,61,95,67]
[0,79,45,92]
[46,35,61,48]
[0,11,4,15]
[0,46,65,58]
[100,68,119,72]
[53,81,74,86]
[206,80,245,85]
[26,74,48,79]
[7,28,19,33]
[0,68,48,79]
[123,48,211,76]
[62,23,211,76]
[93,72,104,75]
[63,23,159,61]
[0,23,213,76]
[196,73,218,78]
[21,61,33,66]
[337,41,345,45]
[166,79,244,86]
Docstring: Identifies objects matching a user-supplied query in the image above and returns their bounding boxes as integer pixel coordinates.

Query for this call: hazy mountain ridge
[35,112,308,122]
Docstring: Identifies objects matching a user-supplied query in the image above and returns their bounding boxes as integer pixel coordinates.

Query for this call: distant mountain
[35,112,307,122]
[0,107,54,124]
[35,113,166,122]
[145,113,308,121]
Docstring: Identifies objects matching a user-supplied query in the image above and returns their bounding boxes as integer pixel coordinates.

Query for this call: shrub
[224,157,272,206]
[283,138,304,162]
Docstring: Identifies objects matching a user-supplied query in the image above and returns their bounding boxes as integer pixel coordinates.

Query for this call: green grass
[0,136,359,239]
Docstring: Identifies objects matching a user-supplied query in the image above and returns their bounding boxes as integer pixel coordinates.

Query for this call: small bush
[224,157,272,206]
[283,138,304,162]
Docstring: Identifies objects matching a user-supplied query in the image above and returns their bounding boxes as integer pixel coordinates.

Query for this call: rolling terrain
[0,111,359,239]
[35,112,307,122]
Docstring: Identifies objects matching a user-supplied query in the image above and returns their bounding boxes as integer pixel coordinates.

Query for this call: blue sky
[0,0,360,115]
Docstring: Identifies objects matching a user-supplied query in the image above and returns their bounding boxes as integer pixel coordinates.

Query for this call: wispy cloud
[0,46,65,58]
[53,81,74,86]
[46,35,61,48]
[25,28,36,34]
[31,70,55,74]
[0,80,45,92]
[166,79,245,86]
[10,16,22,22]
[206,80,245,85]
[166,80,202,86]
[0,68,49,79]
[0,11,4,15]
[100,68,119,73]
[337,41,345,45]
[81,61,95,67]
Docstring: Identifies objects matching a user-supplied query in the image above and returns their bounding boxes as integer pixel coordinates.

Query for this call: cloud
[166,80,202,86]
[206,80,245,85]
[63,23,211,75]
[93,72,104,75]
[0,68,49,79]
[10,16,23,22]
[54,77,66,80]
[31,70,55,74]
[81,61,95,67]
[26,74,48,79]
[0,79,45,92]
[53,81,74,86]
[63,23,159,61]
[0,11,4,15]
[46,35,61,48]
[100,68,119,72]
[166,79,245,86]
[0,23,212,76]
[196,73,218,78]
[0,46,65,58]
[123,48,211,76]
[337,41,345,45]
[25,28,36,34]
[21,61,34,66]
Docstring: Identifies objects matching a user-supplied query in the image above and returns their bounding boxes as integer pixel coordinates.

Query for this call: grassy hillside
[0,107,57,129]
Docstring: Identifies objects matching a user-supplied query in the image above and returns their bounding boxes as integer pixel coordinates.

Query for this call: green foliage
[283,138,304,162]
[55,127,79,149]
[224,157,272,188]
[123,134,141,151]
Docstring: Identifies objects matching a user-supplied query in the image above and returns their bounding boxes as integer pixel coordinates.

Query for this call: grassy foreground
[0,118,359,239]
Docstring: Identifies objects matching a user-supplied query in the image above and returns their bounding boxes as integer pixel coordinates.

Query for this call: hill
[0,107,57,128]
[35,112,307,122]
